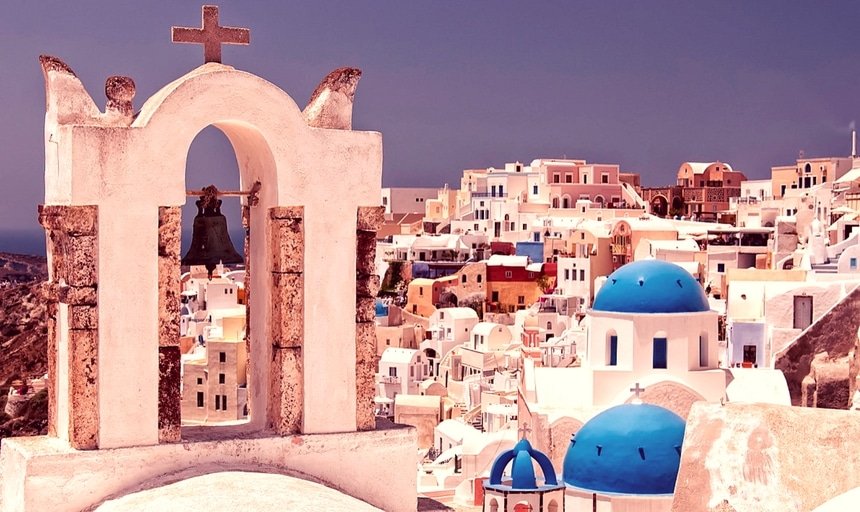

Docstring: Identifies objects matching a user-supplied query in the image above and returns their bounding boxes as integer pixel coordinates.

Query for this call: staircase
[811,261,839,274]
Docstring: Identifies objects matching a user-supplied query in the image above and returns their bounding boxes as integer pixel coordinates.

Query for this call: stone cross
[630,382,645,401]
[172,5,250,64]
[518,422,531,439]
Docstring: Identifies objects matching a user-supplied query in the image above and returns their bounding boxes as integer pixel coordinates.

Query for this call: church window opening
[652,337,668,369]
[608,334,618,366]
[698,334,708,367]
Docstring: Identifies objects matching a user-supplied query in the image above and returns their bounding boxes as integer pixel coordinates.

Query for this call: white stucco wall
[43,63,382,445]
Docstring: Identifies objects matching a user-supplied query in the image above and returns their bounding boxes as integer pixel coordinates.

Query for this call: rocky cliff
[0,253,48,438]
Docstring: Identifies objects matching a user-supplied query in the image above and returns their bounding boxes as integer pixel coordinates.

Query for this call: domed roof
[592,260,709,314]
[486,438,563,492]
[563,404,686,495]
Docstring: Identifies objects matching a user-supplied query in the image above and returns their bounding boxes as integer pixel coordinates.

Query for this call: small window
[653,338,668,369]
[219,352,226,363]
[196,377,203,385]
[566,174,572,183]
[851,257,857,270]
[533,185,538,195]
[699,335,708,367]
[197,391,204,408]
[389,367,397,377]
[221,395,227,410]
[219,373,225,384]
[462,275,467,283]
[717,263,725,273]
[553,174,560,183]
[579,269,585,281]
[419,288,423,296]
[477,275,483,283]
[601,173,609,184]
[215,395,222,410]
[505,271,513,278]
[608,335,618,366]
[518,295,525,304]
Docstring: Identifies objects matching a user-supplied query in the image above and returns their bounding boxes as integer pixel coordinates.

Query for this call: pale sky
[1,1,858,250]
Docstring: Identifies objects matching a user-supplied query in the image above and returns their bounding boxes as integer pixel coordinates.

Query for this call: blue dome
[374,299,389,317]
[592,260,709,314]
[486,438,563,492]
[563,404,685,495]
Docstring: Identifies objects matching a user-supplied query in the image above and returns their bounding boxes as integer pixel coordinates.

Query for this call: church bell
[181,196,244,278]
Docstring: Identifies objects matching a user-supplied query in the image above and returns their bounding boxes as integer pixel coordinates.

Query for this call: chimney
[853,129,857,158]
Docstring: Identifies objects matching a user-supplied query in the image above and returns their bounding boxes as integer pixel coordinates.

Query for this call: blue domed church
[584,260,726,413]
[518,260,728,471]
[484,435,565,512]
[561,402,686,510]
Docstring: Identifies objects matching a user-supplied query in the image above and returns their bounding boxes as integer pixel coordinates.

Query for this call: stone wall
[356,206,384,430]
[268,207,304,435]
[38,205,99,450]
[774,286,860,408]
[157,207,181,443]
[673,402,860,512]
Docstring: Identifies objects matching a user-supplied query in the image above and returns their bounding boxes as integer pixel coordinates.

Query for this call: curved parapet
[303,67,362,129]
[39,55,100,124]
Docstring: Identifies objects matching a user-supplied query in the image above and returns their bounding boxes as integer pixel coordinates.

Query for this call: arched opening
[562,197,570,209]
[671,196,684,216]
[156,115,282,441]
[547,499,559,512]
[488,498,499,512]
[650,195,669,217]
[551,197,559,209]
[594,195,605,206]
[177,127,249,432]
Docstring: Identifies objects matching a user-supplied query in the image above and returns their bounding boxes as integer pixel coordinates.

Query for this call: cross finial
[630,382,645,403]
[172,5,250,64]
[518,422,532,439]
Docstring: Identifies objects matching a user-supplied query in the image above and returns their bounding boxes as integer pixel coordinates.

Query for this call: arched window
[546,321,552,330]
[562,197,570,209]
[488,498,499,512]
[548,500,559,512]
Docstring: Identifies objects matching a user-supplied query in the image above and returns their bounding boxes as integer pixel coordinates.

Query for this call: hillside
[0,253,48,438]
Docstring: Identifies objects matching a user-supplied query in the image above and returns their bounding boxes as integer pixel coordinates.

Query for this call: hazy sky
[1,1,858,244]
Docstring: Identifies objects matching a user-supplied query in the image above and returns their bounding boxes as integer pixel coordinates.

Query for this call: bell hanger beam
[186,181,261,206]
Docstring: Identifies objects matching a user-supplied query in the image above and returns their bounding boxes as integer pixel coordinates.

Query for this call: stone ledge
[0,426,416,512]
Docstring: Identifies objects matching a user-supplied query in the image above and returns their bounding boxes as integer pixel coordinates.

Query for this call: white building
[376,347,427,399]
